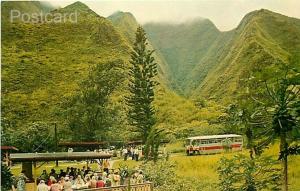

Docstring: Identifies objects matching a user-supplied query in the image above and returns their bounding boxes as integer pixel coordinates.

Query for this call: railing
[74,182,153,191]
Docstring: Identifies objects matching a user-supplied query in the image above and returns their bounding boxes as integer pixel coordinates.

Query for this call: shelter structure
[10,152,112,188]
[1,146,18,166]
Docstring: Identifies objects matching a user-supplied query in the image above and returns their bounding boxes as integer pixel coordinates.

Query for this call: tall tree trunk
[280,133,288,191]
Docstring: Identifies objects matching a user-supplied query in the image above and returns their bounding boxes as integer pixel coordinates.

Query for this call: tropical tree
[240,66,300,190]
[65,59,125,141]
[12,122,55,152]
[126,26,160,160]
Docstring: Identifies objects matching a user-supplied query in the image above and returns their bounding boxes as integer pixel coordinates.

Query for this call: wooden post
[55,123,58,167]
[22,162,33,180]
[33,162,37,191]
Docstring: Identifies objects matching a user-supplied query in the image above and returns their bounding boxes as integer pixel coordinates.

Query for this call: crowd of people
[122,146,142,161]
[12,161,145,191]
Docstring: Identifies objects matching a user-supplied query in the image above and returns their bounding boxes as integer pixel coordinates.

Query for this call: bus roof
[187,134,242,140]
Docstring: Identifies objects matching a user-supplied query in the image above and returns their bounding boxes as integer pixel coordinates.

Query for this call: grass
[113,142,300,191]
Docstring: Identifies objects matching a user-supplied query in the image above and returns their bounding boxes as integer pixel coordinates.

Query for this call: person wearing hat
[37,180,48,191]
[63,177,73,191]
[113,170,121,186]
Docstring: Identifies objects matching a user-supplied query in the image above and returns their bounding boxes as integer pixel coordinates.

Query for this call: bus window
[201,140,208,144]
[235,137,242,143]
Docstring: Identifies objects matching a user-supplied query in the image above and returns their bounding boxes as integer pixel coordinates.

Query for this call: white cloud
[49,0,300,31]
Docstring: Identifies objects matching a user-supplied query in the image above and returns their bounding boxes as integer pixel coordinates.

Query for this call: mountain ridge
[143,8,300,100]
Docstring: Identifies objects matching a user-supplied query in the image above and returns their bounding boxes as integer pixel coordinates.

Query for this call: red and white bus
[186,134,243,155]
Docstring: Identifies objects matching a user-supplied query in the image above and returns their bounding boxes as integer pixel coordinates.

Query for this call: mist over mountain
[144,9,300,101]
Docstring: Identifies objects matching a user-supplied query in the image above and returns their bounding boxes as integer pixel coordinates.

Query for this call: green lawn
[113,143,300,191]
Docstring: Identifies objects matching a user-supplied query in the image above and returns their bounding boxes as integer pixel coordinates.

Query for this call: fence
[74,182,153,191]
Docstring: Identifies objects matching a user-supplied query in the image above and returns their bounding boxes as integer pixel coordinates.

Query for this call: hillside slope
[108,11,171,86]
[144,9,300,101]
[2,2,222,144]
[2,1,130,130]
[144,19,222,94]
[197,9,300,102]
[107,11,224,137]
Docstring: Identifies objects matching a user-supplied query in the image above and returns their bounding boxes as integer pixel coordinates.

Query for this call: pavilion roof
[10,152,112,162]
[58,141,108,147]
[1,146,19,151]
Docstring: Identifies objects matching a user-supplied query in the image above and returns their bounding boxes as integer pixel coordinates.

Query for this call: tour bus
[186,134,243,155]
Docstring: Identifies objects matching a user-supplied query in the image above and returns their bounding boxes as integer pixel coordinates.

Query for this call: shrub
[218,154,281,191]
[1,164,13,191]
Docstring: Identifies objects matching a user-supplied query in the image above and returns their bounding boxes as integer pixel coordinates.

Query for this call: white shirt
[37,183,49,191]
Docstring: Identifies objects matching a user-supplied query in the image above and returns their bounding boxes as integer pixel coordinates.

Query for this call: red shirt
[96,180,105,188]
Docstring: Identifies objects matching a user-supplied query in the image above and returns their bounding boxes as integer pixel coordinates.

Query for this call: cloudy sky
[50,0,300,31]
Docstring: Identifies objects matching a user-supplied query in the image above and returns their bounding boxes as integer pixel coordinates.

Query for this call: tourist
[11,175,18,191]
[69,167,75,177]
[17,170,28,191]
[105,175,112,187]
[63,177,73,191]
[90,176,97,188]
[103,159,110,173]
[120,167,129,185]
[49,169,58,180]
[84,167,91,176]
[77,168,83,179]
[66,167,70,175]
[134,147,139,161]
[37,180,48,191]
[39,170,49,182]
[81,166,86,175]
[85,177,91,188]
[127,147,131,158]
[96,177,105,188]
[74,175,85,189]
[122,147,128,161]
[48,176,56,186]
[50,179,61,191]
[113,171,121,186]
[58,177,65,189]
[136,171,144,184]
[131,147,135,160]
[58,169,66,179]
[69,176,75,185]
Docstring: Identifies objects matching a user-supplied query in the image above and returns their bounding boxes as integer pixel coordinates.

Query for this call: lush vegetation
[1,1,300,190]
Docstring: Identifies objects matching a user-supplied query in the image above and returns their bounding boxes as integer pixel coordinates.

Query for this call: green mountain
[106,11,223,137]
[107,11,172,86]
[4,1,298,148]
[2,1,130,131]
[1,1,54,16]
[2,2,221,145]
[108,11,139,44]
[196,9,300,102]
[144,9,300,100]
[144,19,221,94]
